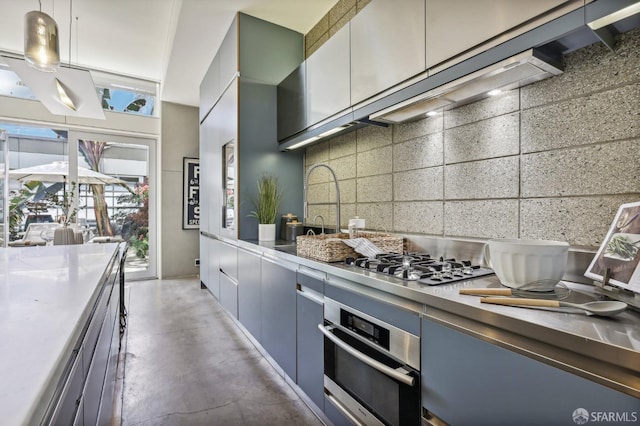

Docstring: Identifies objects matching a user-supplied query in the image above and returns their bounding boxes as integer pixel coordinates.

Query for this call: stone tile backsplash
[394,202,443,234]
[521,140,640,198]
[521,84,640,153]
[519,196,640,247]
[356,146,393,177]
[393,168,443,201]
[305,28,640,249]
[392,133,443,172]
[520,29,640,109]
[443,200,519,239]
[444,112,520,163]
[444,157,519,200]
[357,175,393,203]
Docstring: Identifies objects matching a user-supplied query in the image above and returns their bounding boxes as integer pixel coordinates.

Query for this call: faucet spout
[313,215,325,234]
[304,163,341,234]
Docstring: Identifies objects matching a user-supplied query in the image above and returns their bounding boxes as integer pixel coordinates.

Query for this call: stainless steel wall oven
[319,298,420,426]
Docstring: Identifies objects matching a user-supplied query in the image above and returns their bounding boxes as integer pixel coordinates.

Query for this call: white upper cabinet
[306,24,351,126]
[426,0,580,70]
[350,0,426,105]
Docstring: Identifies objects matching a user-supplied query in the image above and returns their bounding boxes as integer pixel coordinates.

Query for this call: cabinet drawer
[82,282,114,378]
[219,242,238,280]
[83,297,115,426]
[296,291,324,411]
[238,248,261,340]
[261,256,297,380]
[296,268,324,294]
[219,271,239,319]
[49,347,84,426]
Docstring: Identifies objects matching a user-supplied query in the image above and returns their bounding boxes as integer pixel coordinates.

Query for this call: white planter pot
[53,227,76,245]
[258,223,276,241]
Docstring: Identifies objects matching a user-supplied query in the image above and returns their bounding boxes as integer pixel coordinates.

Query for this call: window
[0,60,158,117]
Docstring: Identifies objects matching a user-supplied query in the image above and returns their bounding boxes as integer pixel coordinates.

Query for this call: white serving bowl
[485,239,570,291]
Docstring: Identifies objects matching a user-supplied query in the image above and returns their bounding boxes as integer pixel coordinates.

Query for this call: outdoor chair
[8,222,61,247]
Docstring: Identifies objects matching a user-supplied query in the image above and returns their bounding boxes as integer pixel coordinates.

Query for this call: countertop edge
[1,243,122,426]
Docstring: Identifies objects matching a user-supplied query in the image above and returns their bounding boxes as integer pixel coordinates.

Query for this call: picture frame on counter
[585,201,640,294]
[182,157,200,230]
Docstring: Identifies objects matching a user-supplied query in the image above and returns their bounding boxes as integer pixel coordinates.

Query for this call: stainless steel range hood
[370,49,563,124]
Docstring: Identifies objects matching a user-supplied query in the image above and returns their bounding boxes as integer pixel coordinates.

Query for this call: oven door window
[325,327,420,426]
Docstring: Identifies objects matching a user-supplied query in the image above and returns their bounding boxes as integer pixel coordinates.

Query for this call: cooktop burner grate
[344,252,494,285]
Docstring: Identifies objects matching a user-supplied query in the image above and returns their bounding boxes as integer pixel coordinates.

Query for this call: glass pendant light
[24,4,60,72]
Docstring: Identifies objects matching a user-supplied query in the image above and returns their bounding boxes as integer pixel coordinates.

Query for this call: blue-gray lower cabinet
[238,248,261,341]
[206,238,221,300]
[296,288,324,411]
[421,317,639,426]
[261,256,297,380]
[219,271,238,319]
[199,235,209,289]
[219,240,238,280]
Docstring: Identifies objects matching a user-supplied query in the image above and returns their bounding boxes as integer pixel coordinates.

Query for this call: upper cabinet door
[306,24,351,127]
[426,0,576,69]
[199,53,220,123]
[277,63,306,141]
[350,0,426,105]
[199,116,212,233]
[220,15,239,87]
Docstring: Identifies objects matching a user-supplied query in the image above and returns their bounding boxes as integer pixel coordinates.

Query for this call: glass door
[2,122,69,247]
[70,130,157,280]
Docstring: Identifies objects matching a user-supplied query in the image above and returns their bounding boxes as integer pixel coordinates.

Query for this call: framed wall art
[183,157,200,230]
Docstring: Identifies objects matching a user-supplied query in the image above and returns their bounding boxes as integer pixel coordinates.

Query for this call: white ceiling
[0,0,337,107]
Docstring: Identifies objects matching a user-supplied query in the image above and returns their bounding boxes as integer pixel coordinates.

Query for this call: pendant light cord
[69,0,72,66]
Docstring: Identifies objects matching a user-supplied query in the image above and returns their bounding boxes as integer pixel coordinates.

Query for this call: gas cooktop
[344,252,494,285]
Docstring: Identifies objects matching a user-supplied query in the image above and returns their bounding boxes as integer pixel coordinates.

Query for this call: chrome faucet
[304,163,341,234]
[313,215,325,234]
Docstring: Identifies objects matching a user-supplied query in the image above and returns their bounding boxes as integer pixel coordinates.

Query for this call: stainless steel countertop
[206,234,640,398]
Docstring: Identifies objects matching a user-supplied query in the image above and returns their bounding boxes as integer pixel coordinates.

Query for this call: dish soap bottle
[348,216,365,238]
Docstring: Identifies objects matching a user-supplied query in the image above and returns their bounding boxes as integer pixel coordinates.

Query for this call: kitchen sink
[273,243,297,254]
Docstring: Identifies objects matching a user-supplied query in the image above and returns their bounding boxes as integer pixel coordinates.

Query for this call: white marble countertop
[0,243,120,426]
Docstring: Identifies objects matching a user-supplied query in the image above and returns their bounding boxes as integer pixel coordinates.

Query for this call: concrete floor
[119,276,324,426]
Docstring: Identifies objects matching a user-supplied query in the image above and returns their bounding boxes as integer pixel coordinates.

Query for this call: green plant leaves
[248,174,283,224]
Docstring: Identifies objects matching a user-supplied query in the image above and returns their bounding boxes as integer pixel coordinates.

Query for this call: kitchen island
[201,232,640,425]
[0,243,124,426]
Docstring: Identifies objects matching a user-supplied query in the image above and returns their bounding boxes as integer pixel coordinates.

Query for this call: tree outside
[79,140,115,237]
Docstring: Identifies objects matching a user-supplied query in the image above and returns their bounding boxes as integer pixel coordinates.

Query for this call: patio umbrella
[8,161,126,185]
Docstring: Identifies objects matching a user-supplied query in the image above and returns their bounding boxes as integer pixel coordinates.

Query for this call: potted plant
[248,174,283,241]
[49,182,79,245]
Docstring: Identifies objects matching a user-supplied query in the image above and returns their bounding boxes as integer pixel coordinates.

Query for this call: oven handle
[318,324,416,387]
